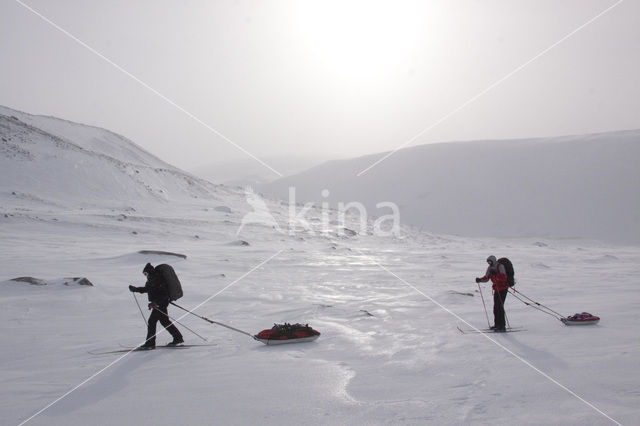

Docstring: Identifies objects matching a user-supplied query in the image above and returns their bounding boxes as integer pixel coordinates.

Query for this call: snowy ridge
[0,105,170,169]
[262,130,640,244]
[0,105,218,210]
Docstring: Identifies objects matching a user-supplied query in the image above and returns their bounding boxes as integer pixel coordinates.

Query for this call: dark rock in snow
[449,290,474,297]
[138,250,187,259]
[7,277,93,286]
[10,277,46,285]
[64,277,94,286]
[342,228,357,237]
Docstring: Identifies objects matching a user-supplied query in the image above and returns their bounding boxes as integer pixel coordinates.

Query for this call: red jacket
[479,264,510,292]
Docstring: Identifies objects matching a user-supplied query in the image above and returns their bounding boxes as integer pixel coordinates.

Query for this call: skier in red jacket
[476,255,509,331]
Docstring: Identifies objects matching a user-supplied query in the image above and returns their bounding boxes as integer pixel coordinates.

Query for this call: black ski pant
[145,303,183,347]
[493,289,508,329]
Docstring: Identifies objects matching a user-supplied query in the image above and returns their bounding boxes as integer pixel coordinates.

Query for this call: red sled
[561,312,600,326]
[254,323,320,345]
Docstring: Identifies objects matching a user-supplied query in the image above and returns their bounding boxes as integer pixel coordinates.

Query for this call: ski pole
[477,281,491,328]
[151,305,208,342]
[132,292,147,327]
[171,302,254,338]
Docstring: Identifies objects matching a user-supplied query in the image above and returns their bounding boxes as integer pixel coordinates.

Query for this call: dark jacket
[134,272,169,305]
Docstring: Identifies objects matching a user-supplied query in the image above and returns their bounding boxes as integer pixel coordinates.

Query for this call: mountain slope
[0,105,217,210]
[262,131,640,244]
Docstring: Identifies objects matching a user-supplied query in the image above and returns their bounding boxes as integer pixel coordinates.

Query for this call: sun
[295,1,436,87]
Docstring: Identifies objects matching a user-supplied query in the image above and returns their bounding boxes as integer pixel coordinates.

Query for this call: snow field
[2,105,638,425]
[2,206,638,425]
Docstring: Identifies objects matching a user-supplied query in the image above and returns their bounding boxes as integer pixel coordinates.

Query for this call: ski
[457,325,525,334]
[119,343,217,350]
[88,347,180,355]
[89,343,216,355]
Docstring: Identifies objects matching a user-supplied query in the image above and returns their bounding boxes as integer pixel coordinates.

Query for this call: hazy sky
[1,1,638,174]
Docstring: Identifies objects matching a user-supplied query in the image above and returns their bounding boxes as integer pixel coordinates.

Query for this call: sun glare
[296,1,434,87]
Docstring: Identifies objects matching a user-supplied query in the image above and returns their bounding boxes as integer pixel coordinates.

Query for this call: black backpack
[498,257,515,287]
[156,264,183,301]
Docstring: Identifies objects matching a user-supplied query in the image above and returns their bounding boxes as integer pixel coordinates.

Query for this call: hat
[143,263,155,275]
[486,255,497,265]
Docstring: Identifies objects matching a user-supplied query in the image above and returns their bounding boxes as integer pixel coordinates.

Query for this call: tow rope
[508,288,564,321]
[170,302,256,339]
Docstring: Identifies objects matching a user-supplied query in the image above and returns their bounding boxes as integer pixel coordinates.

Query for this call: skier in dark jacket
[476,255,509,331]
[129,263,184,348]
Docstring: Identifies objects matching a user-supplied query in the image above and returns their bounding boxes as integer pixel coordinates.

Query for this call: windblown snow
[1,106,638,425]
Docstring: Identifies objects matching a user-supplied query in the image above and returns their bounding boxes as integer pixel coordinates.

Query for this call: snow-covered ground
[2,106,639,425]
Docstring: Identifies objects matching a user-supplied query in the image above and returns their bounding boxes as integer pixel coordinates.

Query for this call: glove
[129,285,137,292]
[475,278,481,283]
[148,303,157,310]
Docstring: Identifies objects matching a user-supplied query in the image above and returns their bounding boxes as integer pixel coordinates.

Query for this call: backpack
[497,257,515,287]
[155,264,183,301]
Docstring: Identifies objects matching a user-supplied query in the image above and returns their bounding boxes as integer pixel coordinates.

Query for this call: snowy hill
[261,131,640,244]
[1,107,638,425]
[0,105,217,210]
